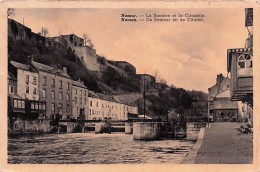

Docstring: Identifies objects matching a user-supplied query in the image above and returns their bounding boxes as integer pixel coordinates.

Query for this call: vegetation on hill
[8,36,100,92]
[8,27,209,119]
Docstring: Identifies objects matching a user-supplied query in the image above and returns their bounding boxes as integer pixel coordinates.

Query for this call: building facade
[72,80,89,120]
[31,60,72,120]
[8,70,47,132]
[88,92,138,121]
[9,60,39,101]
[208,74,239,122]
[226,8,253,124]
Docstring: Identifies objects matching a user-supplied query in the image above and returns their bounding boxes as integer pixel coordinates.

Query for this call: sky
[9,8,248,92]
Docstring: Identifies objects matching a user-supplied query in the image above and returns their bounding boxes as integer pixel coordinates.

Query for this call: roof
[10,61,30,71]
[31,61,71,78]
[60,34,84,41]
[8,72,16,80]
[72,80,87,89]
[88,91,120,103]
[216,89,230,98]
[31,60,52,72]
[9,94,24,100]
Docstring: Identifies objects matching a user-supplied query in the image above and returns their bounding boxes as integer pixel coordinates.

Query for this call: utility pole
[143,75,146,122]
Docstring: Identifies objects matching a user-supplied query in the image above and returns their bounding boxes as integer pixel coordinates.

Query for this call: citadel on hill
[8,19,137,74]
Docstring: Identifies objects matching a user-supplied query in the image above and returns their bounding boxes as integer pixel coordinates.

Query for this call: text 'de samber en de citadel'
[121,13,206,22]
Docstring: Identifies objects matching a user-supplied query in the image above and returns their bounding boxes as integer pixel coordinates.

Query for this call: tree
[8,8,15,17]
[41,27,49,37]
[83,33,94,48]
[83,33,88,46]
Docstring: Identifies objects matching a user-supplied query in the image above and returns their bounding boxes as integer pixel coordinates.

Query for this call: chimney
[216,74,223,94]
[31,55,34,62]
[63,67,67,74]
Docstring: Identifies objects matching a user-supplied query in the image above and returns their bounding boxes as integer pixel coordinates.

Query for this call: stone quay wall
[186,122,206,141]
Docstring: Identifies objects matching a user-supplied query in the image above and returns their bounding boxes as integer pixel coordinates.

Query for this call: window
[26,86,29,94]
[67,82,70,90]
[77,107,79,113]
[51,91,55,99]
[80,90,82,96]
[31,102,35,109]
[75,89,77,95]
[238,54,253,76]
[25,75,29,84]
[90,109,91,116]
[17,100,22,108]
[90,101,92,107]
[43,103,46,110]
[35,102,38,110]
[33,88,37,95]
[59,103,63,111]
[59,92,63,100]
[13,99,17,108]
[96,102,98,107]
[51,103,55,112]
[42,89,46,98]
[33,77,37,85]
[39,103,42,110]
[84,98,86,105]
[75,97,78,103]
[9,86,14,94]
[51,79,55,88]
[66,93,70,101]
[80,98,82,104]
[84,91,86,96]
[66,104,70,112]
[59,81,63,89]
[43,77,47,85]
[21,101,25,108]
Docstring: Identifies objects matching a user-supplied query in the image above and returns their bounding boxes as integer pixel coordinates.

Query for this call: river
[8,133,194,164]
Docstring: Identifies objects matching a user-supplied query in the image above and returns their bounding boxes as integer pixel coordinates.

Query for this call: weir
[133,122,163,140]
[125,122,133,134]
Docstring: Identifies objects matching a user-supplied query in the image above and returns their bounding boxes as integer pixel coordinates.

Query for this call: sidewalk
[194,122,253,164]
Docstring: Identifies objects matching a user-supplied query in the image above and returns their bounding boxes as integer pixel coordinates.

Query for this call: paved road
[195,122,253,164]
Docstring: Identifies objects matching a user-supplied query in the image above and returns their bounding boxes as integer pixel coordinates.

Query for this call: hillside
[8,19,209,119]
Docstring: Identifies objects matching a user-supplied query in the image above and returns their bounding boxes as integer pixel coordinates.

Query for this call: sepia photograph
[0,2,259,171]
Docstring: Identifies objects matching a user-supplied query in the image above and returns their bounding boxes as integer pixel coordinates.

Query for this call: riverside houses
[8,62,47,132]
[30,59,72,120]
[88,91,138,120]
[72,79,89,120]
[9,60,39,101]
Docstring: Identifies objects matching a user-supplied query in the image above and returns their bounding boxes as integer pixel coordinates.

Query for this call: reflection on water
[8,133,194,164]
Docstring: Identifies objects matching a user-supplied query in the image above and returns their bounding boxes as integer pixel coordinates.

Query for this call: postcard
[0,1,259,172]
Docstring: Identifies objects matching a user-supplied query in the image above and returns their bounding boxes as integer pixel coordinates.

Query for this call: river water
[8,133,194,164]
